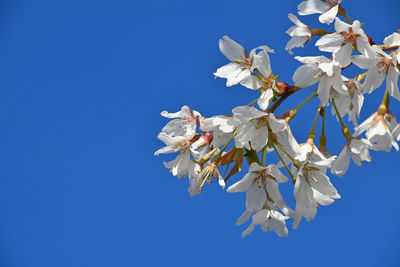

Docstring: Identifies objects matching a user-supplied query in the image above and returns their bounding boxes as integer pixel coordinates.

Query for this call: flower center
[341,28,360,46]
[377,55,394,74]
[234,56,253,69]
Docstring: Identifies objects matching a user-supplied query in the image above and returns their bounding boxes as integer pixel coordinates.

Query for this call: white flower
[200,115,236,148]
[285,13,312,54]
[227,162,291,237]
[232,106,286,151]
[384,32,400,63]
[352,46,400,100]
[240,50,276,110]
[331,137,372,176]
[160,106,202,137]
[354,111,399,152]
[296,139,333,163]
[154,132,199,177]
[298,0,342,25]
[331,77,364,126]
[227,162,292,217]
[293,56,346,106]
[214,36,274,87]
[241,209,289,238]
[292,144,340,228]
[316,18,372,67]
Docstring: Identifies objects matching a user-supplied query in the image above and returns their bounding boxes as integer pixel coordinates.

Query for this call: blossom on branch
[298,0,342,25]
[293,56,346,106]
[316,18,372,67]
[285,13,312,55]
[214,36,274,87]
[352,46,400,100]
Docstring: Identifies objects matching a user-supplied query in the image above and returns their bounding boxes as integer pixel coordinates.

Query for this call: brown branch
[267,85,302,113]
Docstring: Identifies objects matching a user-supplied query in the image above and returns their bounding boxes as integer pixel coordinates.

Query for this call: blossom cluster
[155,0,400,237]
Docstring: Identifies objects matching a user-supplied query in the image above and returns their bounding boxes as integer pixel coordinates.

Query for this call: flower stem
[319,107,327,149]
[338,5,353,24]
[382,89,390,107]
[272,143,296,184]
[294,92,318,111]
[248,99,258,107]
[261,145,268,167]
[274,141,296,163]
[332,99,351,139]
[267,86,302,113]
[308,105,321,139]
[332,99,346,129]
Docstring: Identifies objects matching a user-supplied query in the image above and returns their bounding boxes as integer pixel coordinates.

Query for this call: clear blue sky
[0,0,399,266]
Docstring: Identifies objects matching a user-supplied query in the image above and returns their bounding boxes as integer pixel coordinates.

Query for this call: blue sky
[0,0,399,266]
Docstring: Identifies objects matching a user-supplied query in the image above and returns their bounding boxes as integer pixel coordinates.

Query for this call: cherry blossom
[331,137,372,176]
[316,18,372,67]
[331,77,364,126]
[285,13,312,54]
[293,56,346,106]
[352,46,400,100]
[232,106,286,151]
[298,0,342,25]
[214,36,274,87]
[354,111,399,152]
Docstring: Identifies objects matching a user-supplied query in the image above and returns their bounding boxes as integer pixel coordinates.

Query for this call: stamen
[313,70,323,80]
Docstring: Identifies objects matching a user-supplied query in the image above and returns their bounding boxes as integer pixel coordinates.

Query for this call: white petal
[318,75,334,106]
[316,33,343,52]
[246,183,267,212]
[240,75,264,90]
[356,37,375,57]
[331,146,350,176]
[268,212,289,237]
[318,5,339,25]
[294,175,316,222]
[384,32,400,46]
[288,13,308,27]
[334,17,351,33]
[298,0,328,15]
[311,171,339,197]
[386,67,400,101]
[241,223,255,238]
[363,67,385,94]
[354,113,375,136]
[226,69,251,87]
[285,36,310,54]
[252,51,272,76]
[293,64,320,88]
[227,172,256,192]
[268,113,286,133]
[214,62,242,81]
[232,105,266,122]
[219,36,245,61]
[258,89,274,110]
[236,210,253,225]
[351,55,376,69]
[269,164,289,183]
[312,188,335,205]
[333,42,353,67]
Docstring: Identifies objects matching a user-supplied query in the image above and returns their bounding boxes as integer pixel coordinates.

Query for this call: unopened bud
[276,82,290,95]
[377,104,388,116]
[342,127,352,139]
